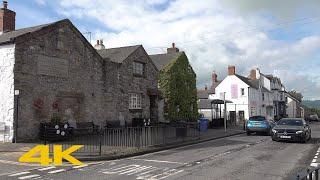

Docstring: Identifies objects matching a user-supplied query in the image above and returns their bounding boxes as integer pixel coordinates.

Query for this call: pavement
[0,123,319,179]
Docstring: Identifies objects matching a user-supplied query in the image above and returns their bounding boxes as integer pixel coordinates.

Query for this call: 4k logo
[19,145,84,166]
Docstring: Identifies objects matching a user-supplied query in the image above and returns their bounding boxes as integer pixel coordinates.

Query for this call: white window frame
[133,62,144,75]
[129,93,142,109]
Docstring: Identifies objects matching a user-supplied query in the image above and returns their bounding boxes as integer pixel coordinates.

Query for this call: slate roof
[0,20,65,45]
[149,52,182,70]
[235,74,259,89]
[97,45,141,63]
[198,99,212,109]
[197,89,209,99]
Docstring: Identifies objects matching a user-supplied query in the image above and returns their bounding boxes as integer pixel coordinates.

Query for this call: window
[241,88,245,96]
[133,62,144,76]
[129,93,142,109]
[262,93,265,101]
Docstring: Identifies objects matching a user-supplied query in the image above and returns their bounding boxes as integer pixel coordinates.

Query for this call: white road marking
[315,156,318,159]
[149,169,182,179]
[9,172,30,177]
[48,169,65,174]
[311,163,319,167]
[312,159,317,163]
[158,170,184,180]
[127,166,153,175]
[0,159,40,167]
[73,164,88,169]
[316,153,319,156]
[132,158,187,165]
[38,166,56,171]
[136,167,158,176]
[18,174,41,179]
[103,165,140,174]
[119,166,150,175]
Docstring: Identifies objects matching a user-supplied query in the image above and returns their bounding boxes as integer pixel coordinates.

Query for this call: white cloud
[35,0,46,6]
[56,0,320,99]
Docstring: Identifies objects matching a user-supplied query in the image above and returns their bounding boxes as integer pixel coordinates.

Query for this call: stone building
[150,43,198,122]
[0,2,117,142]
[96,42,160,126]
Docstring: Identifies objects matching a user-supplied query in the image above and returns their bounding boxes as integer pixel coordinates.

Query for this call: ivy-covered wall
[158,52,198,122]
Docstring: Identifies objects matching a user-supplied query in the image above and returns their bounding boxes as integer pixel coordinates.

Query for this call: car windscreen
[277,119,303,126]
[249,117,266,121]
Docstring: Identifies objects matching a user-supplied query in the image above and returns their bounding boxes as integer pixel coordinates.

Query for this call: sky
[7,0,320,100]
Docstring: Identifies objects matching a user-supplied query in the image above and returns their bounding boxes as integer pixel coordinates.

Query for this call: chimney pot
[228,66,236,75]
[212,71,218,82]
[167,43,179,54]
[96,40,100,45]
[3,1,7,9]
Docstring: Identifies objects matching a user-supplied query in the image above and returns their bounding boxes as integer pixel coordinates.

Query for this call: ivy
[158,52,198,122]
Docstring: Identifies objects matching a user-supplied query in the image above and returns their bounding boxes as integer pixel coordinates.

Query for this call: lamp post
[14,89,20,143]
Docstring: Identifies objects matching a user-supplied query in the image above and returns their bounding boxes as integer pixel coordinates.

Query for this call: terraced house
[150,43,198,122]
[96,41,160,126]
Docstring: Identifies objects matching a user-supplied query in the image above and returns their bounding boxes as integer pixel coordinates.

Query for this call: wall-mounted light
[14,90,20,96]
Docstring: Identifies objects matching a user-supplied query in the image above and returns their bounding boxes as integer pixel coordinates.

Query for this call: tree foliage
[158,52,198,122]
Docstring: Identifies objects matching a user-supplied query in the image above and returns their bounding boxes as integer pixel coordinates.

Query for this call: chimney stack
[228,65,236,75]
[167,42,179,54]
[0,1,15,33]
[94,39,105,50]
[212,71,218,82]
[250,69,256,80]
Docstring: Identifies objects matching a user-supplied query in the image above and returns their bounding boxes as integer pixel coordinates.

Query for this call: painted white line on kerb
[48,169,65,174]
[311,163,319,167]
[315,156,318,159]
[132,158,187,165]
[18,174,41,179]
[38,166,56,171]
[9,172,30,177]
[312,159,317,163]
[73,164,88,169]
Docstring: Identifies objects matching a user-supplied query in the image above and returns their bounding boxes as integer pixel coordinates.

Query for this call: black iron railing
[42,124,200,156]
[295,166,320,180]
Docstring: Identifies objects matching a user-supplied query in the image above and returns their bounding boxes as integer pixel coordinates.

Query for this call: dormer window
[133,61,145,76]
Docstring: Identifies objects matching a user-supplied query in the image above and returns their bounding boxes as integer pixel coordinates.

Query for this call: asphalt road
[2,122,320,180]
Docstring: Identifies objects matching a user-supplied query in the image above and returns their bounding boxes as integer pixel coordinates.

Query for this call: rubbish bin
[199,118,208,132]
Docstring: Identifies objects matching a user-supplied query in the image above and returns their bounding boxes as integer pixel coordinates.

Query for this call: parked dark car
[246,116,275,135]
[271,118,311,143]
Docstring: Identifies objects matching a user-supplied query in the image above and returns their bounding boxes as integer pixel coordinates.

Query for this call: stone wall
[0,44,15,142]
[13,21,106,141]
[114,47,158,125]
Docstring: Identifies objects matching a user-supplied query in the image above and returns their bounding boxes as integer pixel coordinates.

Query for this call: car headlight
[272,129,277,133]
[296,130,303,134]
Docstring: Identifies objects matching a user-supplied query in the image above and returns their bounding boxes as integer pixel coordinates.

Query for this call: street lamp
[14,89,20,143]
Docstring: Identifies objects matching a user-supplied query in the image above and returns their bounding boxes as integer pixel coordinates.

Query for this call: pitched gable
[97,45,141,63]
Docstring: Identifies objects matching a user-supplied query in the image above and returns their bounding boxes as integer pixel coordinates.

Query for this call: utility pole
[223,92,227,132]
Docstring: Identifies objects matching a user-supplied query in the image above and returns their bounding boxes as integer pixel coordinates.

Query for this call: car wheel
[246,131,251,136]
[271,137,277,142]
